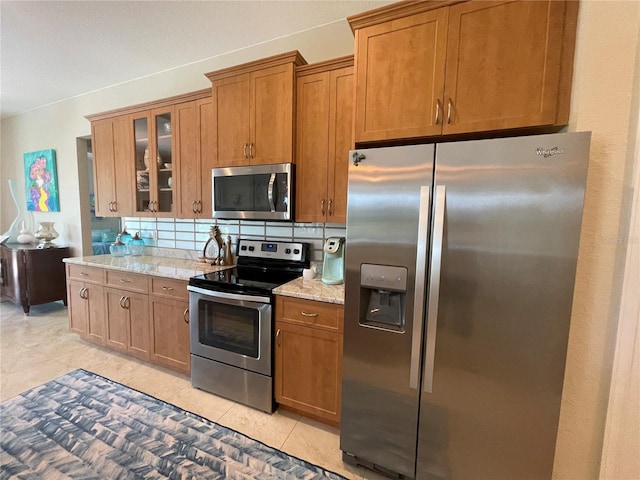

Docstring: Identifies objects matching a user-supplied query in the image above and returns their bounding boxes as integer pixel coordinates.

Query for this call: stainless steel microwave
[211,163,294,221]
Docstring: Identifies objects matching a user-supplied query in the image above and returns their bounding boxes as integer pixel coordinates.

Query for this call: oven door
[188,286,273,376]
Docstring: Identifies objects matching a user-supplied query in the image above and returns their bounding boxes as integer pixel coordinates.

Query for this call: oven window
[198,301,259,358]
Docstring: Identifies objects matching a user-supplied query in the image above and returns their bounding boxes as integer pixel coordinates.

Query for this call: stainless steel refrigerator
[340,132,591,480]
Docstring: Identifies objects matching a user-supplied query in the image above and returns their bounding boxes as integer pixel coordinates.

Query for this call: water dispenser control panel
[360,264,407,292]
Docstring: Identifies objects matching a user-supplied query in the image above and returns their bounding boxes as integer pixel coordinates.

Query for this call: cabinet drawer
[105,270,149,294]
[150,277,188,301]
[276,296,343,333]
[67,264,104,284]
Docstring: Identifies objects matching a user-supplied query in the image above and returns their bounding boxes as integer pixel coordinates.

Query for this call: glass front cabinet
[133,107,175,217]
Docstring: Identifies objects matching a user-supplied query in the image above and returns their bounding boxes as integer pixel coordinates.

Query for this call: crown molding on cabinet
[204,50,307,82]
[296,56,354,78]
[85,89,211,122]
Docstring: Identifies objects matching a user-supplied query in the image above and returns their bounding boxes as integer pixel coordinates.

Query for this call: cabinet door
[295,71,331,223]
[112,115,134,216]
[175,101,198,218]
[132,112,154,216]
[197,97,215,217]
[152,107,175,216]
[127,292,150,359]
[213,74,250,167]
[353,7,448,143]
[68,280,88,336]
[92,118,117,217]
[327,67,354,224]
[275,321,343,424]
[104,288,129,352]
[150,297,190,374]
[250,64,295,165]
[443,0,568,134]
[85,283,105,344]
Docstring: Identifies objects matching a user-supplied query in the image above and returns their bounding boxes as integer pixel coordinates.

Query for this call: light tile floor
[0,300,386,480]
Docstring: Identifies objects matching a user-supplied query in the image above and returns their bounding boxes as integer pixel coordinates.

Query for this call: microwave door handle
[267,173,276,212]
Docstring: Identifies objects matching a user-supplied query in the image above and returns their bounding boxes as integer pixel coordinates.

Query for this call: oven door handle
[187,285,271,304]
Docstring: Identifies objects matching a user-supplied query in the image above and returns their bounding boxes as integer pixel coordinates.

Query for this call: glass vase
[34,222,59,248]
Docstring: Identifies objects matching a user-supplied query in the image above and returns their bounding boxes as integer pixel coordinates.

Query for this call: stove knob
[285,248,291,254]
[241,245,247,251]
[293,248,300,254]
[248,246,255,252]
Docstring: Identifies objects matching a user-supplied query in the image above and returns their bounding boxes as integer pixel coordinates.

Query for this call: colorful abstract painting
[24,149,59,212]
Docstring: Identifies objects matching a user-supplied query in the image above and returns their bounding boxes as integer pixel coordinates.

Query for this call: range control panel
[237,239,307,262]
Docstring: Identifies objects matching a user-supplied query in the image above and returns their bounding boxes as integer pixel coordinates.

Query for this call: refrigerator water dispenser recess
[360,264,407,332]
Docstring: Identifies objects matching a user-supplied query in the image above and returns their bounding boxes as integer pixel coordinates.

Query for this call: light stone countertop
[63,255,232,281]
[273,276,345,305]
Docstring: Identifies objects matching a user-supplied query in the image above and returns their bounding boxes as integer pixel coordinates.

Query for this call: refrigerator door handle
[409,185,431,389]
[423,184,446,393]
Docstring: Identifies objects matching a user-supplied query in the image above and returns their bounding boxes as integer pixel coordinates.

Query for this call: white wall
[1,3,639,479]
[0,20,355,254]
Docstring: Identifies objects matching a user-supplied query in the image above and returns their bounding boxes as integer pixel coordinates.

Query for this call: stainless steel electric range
[187,239,309,412]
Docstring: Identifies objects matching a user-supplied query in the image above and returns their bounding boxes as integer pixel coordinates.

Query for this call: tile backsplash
[121,217,346,263]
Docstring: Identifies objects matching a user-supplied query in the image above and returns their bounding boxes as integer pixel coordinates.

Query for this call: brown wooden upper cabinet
[86,89,212,220]
[349,0,579,143]
[173,96,215,218]
[295,57,354,224]
[205,51,307,166]
[91,116,134,217]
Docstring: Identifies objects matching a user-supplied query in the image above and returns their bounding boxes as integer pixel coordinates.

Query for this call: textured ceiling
[0,0,390,119]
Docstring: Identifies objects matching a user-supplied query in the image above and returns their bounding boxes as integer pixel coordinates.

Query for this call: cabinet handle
[183,308,189,324]
[119,278,131,283]
[249,143,254,159]
[301,311,318,317]
[124,296,130,309]
[119,296,125,308]
[162,286,174,291]
[447,98,453,124]
[197,200,202,214]
[79,287,86,299]
[328,199,333,216]
[79,272,88,276]
[191,201,196,213]
[435,99,441,125]
[321,199,325,215]
[276,328,281,346]
[243,143,248,159]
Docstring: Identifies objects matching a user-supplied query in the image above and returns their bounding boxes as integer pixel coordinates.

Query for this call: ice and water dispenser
[359,264,407,331]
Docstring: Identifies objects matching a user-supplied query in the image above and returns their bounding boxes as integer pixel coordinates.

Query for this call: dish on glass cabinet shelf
[164,163,172,169]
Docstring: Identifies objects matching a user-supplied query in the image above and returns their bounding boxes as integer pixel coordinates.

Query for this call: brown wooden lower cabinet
[275,295,343,425]
[66,264,190,375]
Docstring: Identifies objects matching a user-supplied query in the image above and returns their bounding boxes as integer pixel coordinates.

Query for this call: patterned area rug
[0,369,347,479]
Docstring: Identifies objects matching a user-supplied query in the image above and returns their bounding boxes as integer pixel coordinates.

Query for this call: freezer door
[341,144,434,478]
[417,132,590,479]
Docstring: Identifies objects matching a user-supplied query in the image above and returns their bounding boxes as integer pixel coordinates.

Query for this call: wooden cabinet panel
[443,0,568,134]
[250,63,295,165]
[174,96,215,218]
[327,66,354,224]
[295,57,353,224]
[67,264,104,284]
[105,270,148,294]
[353,8,448,142]
[213,74,251,167]
[67,265,105,345]
[150,296,190,374]
[104,287,150,360]
[296,71,331,223]
[277,296,343,332]
[349,0,578,143]
[207,51,306,167]
[150,277,188,302]
[275,320,343,424]
[105,288,129,351]
[92,119,117,217]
